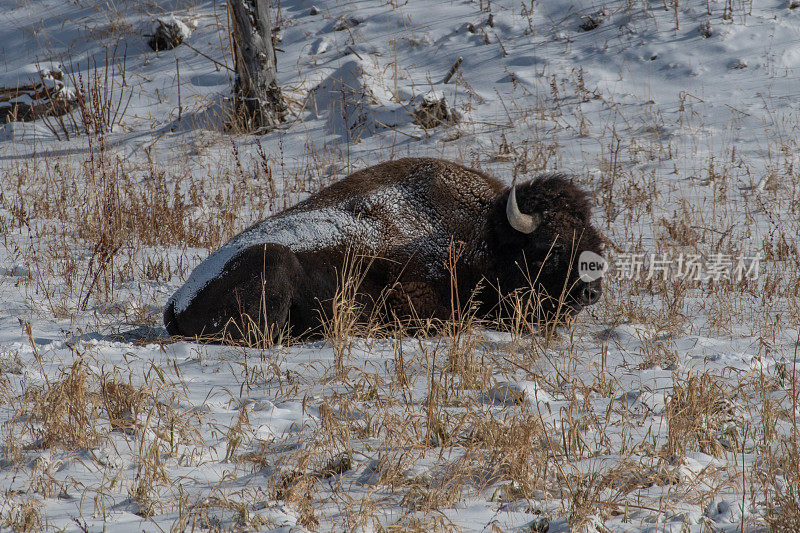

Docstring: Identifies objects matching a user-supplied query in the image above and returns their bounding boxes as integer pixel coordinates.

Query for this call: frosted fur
[169,176,456,314]
[170,207,379,314]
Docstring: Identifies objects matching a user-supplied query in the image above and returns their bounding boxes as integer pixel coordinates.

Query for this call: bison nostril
[582,287,601,305]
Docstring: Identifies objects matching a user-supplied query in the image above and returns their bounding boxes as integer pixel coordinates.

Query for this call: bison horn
[506,185,541,234]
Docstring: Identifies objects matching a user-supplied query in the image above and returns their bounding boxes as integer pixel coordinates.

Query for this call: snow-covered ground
[1,0,799,530]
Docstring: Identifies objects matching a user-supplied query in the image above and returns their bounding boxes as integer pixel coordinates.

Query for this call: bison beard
[164,158,603,340]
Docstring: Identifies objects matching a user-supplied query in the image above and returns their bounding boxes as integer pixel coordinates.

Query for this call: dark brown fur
[164,158,603,340]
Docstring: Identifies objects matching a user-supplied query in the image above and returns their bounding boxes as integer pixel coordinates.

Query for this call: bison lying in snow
[164,158,603,340]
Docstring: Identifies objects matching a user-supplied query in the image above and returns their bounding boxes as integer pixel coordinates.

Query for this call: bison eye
[533,242,565,257]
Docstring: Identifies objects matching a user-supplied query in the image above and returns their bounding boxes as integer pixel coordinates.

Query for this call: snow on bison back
[164,157,603,341]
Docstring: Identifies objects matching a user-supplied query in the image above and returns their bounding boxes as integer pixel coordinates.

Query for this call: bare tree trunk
[228,0,287,131]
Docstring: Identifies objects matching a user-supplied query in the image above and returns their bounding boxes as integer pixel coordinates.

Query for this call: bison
[164,158,603,340]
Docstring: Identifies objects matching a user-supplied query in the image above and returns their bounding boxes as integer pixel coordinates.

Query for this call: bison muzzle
[164,158,603,340]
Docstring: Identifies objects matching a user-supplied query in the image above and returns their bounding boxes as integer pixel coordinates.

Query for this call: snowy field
[1,0,800,530]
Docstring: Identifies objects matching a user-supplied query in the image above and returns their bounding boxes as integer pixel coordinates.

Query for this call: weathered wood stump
[228,0,288,131]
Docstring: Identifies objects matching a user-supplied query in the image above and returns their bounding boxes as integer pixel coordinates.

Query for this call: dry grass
[664,372,742,459]
[321,245,384,379]
[1,0,800,529]
[0,343,206,520]
[23,357,102,451]
[3,128,794,531]
[40,45,132,140]
[1,498,43,532]
[765,433,800,530]
[761,361,800,530]
[0,124,304,325]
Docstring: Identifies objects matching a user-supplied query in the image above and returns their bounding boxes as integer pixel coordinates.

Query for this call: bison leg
[165,243,305,342]
[226,244,298,342]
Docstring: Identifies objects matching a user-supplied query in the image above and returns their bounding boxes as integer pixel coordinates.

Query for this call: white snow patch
[486,380,554,407]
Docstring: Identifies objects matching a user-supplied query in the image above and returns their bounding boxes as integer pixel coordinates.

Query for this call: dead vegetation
[1,0,800,530]
[2,88,798,530]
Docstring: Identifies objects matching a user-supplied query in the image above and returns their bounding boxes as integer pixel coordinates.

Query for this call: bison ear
[506,185,541,234]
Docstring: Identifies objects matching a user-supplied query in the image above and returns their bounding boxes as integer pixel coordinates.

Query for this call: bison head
[491,174,604,321]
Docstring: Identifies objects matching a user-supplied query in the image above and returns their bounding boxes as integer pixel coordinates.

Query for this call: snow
[1,0,800,530]
[0,64,64,89]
